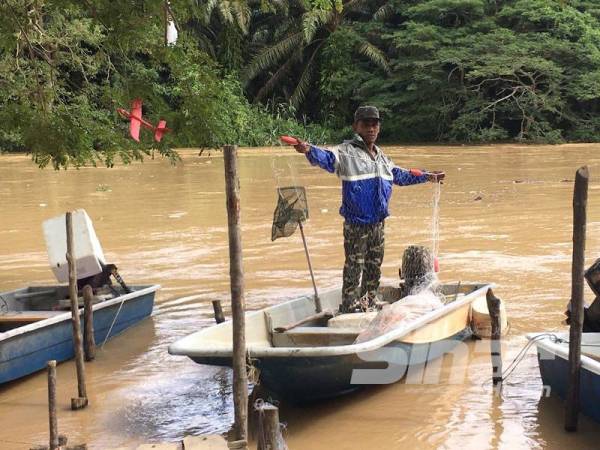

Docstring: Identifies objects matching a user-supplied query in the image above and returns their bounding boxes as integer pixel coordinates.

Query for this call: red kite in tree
[117,99,171,142]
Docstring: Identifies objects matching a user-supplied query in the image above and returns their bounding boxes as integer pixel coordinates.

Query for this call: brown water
[2,145,600,449]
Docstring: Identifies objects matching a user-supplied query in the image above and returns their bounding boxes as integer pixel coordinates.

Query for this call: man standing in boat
[294,106,444,313]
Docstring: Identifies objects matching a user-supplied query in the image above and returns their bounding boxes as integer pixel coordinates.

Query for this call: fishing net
[271,186,308,241]
[354,289,443,344]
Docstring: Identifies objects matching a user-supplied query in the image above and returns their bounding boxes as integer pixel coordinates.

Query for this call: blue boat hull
[0,287,157,384]
[537,347,600,423]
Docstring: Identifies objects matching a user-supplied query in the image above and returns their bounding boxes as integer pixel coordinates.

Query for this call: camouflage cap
[354,106,381,123]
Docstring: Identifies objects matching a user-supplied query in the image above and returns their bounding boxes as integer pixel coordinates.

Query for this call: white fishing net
[354,288,443,344]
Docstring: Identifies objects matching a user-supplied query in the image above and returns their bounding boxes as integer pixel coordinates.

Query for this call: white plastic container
[43,209,106,283]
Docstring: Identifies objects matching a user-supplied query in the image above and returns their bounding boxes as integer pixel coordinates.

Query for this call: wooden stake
[66,212,88,410]
[565,166,589,432]
[223,145,248,445]
[82,285,96,361]
[47,360,59,450]
[212,300,225,324]
[257,403,284,450]
[486,288,503,387]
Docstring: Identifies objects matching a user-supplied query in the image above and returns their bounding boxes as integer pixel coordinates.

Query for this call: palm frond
[373,4,394,21]
[345,0,375,14]
[231,1,251,33]
[255,48,303,101]
[290,43,322,107]
[357,41,391,74]
[217,1,236,25]
[243,32,304,82]
[301,8,331,44]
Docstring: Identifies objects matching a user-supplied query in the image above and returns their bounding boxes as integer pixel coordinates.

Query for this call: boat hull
[0,285,158,384]
[536,343,600,423]
[193,328,471,402]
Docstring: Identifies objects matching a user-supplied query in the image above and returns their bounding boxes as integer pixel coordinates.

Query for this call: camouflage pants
[342,221,385,304]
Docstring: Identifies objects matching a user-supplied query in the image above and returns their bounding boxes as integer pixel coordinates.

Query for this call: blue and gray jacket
[306,135,429,225]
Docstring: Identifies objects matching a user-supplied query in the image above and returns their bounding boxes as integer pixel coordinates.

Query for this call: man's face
[353,119,380,145]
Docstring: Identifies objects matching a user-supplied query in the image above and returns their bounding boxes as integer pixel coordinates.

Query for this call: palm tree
[243,0,391,109]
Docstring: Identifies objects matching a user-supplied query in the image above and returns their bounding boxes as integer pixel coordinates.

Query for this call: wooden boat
[0,284,160,384]
[169,282,494,402]
[527,332,600,422]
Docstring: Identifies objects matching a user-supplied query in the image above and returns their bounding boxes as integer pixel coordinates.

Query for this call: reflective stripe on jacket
[305,136,428,225]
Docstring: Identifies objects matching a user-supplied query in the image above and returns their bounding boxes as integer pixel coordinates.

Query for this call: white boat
[170,282,494,402]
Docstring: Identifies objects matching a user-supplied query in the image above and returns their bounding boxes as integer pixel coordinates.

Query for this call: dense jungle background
[1,0,600,168]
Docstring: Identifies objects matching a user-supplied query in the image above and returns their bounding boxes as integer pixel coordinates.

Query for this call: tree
[243,0,391,118]
[361,0,600,142]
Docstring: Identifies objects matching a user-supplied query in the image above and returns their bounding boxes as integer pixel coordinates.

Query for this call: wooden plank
[0,311,64,323]
[274,310,333,333]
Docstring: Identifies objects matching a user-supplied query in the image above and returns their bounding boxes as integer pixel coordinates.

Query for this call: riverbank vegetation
[1,0,600,168]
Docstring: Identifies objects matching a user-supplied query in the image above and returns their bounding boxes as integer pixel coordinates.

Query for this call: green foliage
[0,0,333,168]
[3,0,600,165]
[359,0,600,143]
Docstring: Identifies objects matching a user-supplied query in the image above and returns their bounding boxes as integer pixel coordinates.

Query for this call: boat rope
[100,293,128,349]
[499,333,558,383]
[247,354,261,385]
[479,333,559,388]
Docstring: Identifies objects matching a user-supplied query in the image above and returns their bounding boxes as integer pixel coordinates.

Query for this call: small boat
[527,332,600,422]
[0,284,160,384]
[169,282,494,402]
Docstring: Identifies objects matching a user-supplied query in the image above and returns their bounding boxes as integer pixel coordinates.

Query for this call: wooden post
[223,145,248,446]
[486,288,503,387]
[257,403,284,450]
[212,300,225,324]
[66,212,88,410]
[298,221,322,313]
[82,285,96,361]
[47,360,59,450]
[565,166,589,432]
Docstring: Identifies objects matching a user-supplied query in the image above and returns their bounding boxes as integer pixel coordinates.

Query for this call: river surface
[1,145,600,449]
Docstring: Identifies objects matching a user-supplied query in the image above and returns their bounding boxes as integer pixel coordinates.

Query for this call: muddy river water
[1,145,600,449]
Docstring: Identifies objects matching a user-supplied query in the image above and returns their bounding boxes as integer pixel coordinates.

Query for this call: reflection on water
[1,145,600,448]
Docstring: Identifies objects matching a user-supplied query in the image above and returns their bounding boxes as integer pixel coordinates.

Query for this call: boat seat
[272,326,360,347]
[0,311,65,324]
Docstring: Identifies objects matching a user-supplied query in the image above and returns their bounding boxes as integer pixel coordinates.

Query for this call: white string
[431,182,441,267]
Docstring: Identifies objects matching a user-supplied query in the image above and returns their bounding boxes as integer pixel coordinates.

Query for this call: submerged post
[66,212,88,410]
[47,360,59,450]
[82,285,96,361]
[486,288,503,387]
[565,166,589,432]
[257,402,285,450]
[223,145,248,446]
[212,300,225,324]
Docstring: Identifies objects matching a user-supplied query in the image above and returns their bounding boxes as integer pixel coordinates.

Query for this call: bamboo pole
[82,285,96,361]
[47,360,59,450]
[212,300,225,324]
[298,221,322,313]
[223,145,248,446]
[66,212,88,410]
[486,288,503,387]
[565,166,589,432]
